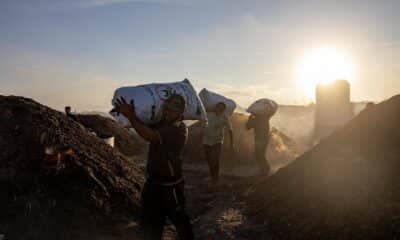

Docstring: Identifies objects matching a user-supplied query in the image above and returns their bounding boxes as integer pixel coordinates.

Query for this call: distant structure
[313,80,354,142]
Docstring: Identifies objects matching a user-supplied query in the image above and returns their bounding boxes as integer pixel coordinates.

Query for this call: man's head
[162,94,186,122]
[215,102,226,115]
[65,106,71,114]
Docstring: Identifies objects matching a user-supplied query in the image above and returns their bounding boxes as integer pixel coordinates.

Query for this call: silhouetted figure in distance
[65,106,78,121]
[246,104,276,176]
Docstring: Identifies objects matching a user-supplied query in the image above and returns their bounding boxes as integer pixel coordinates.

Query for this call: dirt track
[8,94,400,239]
[0,95,295,240]
[92,163,269,240]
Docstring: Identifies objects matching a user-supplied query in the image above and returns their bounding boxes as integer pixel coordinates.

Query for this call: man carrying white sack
[114,94,194,240]
[246,101,277,176]
[202,102,234,186]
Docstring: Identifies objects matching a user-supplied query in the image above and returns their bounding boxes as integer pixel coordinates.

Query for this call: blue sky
[1,0,399,111]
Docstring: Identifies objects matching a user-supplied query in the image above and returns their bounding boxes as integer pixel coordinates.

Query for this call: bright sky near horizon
[1,0,400,111]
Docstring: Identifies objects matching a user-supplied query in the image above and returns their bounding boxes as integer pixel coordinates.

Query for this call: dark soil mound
[75,114,147,157]
[184,113,298,168]
[0,96,144,240]
[248,95,400,239]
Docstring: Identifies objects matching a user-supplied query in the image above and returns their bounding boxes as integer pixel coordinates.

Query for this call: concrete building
[313,80,354,141]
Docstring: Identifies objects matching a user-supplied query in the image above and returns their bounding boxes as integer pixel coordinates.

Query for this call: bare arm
[225,115,234,149]
[199,119,207,141]
[115,97,160,143]
[246,115,255,130]
[126,112,160,143]
[228,129,234,148]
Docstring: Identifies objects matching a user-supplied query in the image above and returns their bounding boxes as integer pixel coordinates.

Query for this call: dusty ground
[36,166,265,240]
[0,95,296,240]
[90,163,270,240]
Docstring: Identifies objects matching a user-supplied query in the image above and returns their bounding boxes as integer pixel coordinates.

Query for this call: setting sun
[297,46,353,96]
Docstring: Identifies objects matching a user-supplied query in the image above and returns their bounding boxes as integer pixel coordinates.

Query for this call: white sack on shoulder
[111,79,206,126]
[247,98,278,115]
[199,88,237,116]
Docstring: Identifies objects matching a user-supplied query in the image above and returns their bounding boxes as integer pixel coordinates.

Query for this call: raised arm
[114,97,160,143]
[246,114,255,130]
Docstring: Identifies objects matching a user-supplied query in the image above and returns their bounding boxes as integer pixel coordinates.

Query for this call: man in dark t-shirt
[246,106,276,176]
[114,94,193,240]
[146,121,187,184]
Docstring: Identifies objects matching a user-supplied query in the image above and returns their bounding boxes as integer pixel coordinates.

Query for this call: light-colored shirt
[203,112,232,146]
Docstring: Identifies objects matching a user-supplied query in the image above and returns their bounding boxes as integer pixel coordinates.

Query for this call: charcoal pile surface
[0,96,144,240]
[248,95,400,239]
[75,114,147,157]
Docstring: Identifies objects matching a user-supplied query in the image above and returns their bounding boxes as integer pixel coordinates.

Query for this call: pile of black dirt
[0,96,144,240]
[75,114,147,157]
[247,95,400,239]
[184,113,298,168]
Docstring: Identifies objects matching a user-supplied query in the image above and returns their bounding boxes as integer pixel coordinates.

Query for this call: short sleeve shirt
[203,112,232,146]
[247,115,271,144]
[147,121,188,183]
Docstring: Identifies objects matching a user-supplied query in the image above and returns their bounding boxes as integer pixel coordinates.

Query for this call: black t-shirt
[247,115,271,143]
[146,121,188,184]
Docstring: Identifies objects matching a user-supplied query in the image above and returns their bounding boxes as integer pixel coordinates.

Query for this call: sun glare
[297,46,353,97]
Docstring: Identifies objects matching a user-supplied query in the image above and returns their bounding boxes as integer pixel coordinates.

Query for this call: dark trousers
[255,139,270,175]
[141,181,194,240]
[204,143,222,183]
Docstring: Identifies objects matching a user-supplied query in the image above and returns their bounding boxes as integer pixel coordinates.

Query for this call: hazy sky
[1,0,399,111]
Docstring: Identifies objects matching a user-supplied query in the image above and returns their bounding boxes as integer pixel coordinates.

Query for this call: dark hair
[165,94,186,113]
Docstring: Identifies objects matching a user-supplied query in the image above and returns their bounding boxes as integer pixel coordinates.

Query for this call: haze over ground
[1,0,400,111]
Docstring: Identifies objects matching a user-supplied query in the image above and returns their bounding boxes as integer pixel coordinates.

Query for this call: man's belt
[146,176,184,186]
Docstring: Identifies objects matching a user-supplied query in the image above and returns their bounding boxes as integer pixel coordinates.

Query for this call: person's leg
[167,183,194,240]
[141,182,166,240]
[204,144,214,181]
[208,144,219,184]
[264,137,271,175]
[142,214,165,240]
[261,143,271,175]
[169,208,194,240]
[212,143,222,183]
[255,142,268,175]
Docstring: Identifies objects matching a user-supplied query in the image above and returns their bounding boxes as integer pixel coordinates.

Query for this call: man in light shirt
[203,102,234,185]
